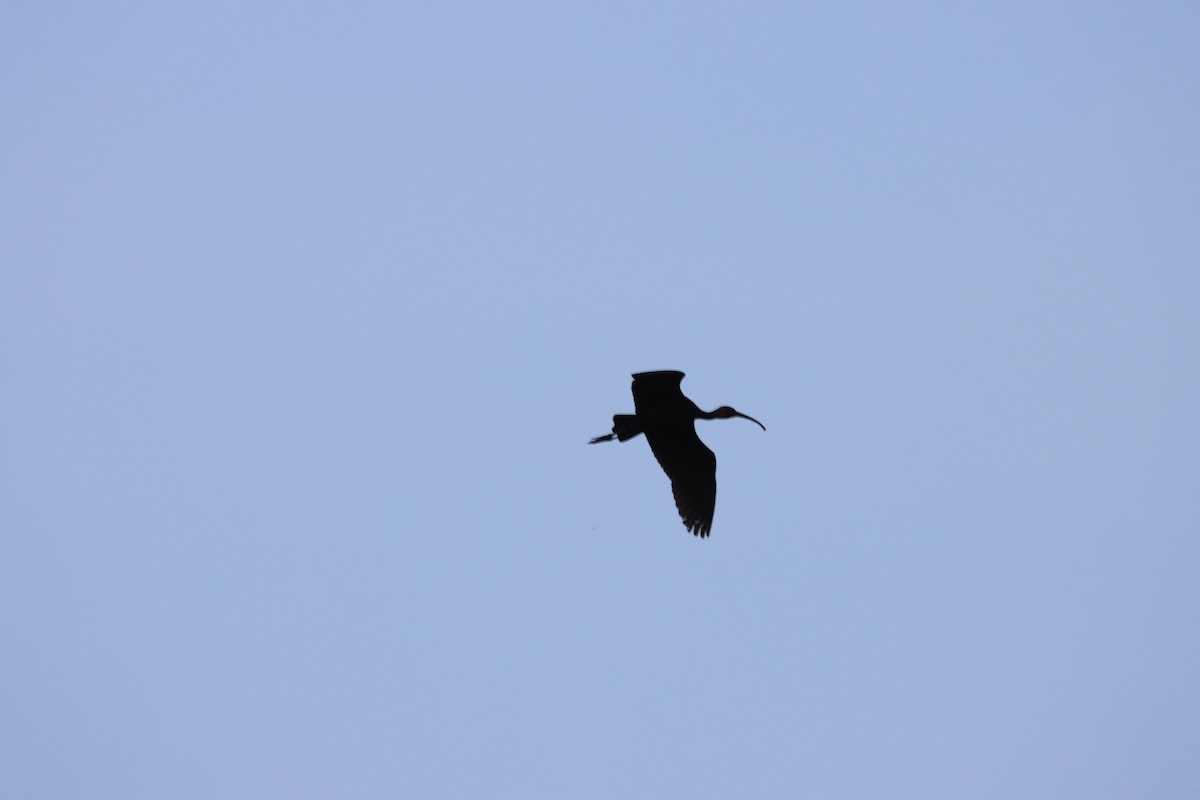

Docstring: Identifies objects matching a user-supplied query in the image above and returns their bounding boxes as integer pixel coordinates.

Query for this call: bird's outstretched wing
[631,371,686,418]
[643,423,717,538]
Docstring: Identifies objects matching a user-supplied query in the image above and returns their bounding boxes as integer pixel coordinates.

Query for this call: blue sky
[3,3,1198,797]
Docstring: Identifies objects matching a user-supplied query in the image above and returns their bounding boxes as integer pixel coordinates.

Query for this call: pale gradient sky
[3,3,1198,798]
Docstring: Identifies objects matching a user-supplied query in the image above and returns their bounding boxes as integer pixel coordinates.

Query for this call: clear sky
[3,3,1198,798]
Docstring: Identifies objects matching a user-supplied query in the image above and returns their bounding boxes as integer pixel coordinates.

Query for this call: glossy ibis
[589,370,765,537]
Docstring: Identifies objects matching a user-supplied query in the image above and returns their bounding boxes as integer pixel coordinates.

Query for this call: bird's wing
[643,423,716,538]
[631,371,686,417]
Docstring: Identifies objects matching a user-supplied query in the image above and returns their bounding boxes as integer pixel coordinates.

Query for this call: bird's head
[712,406,766,431]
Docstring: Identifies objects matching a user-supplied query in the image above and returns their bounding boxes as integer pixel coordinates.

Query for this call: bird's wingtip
[631,369,685,380]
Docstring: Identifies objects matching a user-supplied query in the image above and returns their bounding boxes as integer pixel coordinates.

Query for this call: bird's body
[590,371,764,538]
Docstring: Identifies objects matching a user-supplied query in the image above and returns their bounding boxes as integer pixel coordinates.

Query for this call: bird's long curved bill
[736,412,766,431]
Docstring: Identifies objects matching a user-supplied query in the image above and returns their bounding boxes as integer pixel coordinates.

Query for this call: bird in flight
[589,371,765,537]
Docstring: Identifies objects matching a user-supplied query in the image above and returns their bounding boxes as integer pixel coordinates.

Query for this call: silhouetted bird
[590,371,764,537]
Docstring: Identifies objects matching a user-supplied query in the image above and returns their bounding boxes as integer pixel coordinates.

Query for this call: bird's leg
[589,414,642,444]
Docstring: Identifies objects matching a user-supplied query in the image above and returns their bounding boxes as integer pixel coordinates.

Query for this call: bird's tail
[589,414,642,444]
